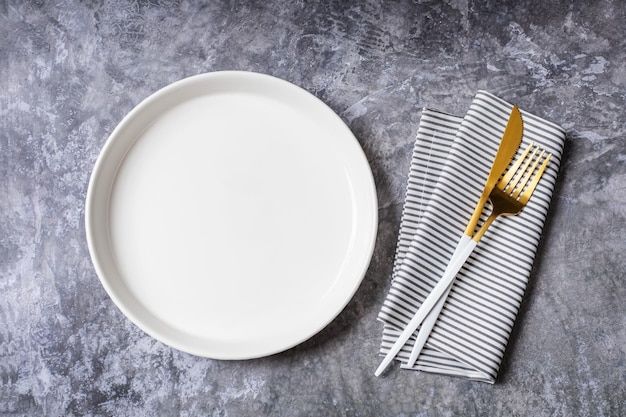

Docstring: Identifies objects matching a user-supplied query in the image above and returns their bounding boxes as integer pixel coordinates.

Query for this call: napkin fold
[377,91,565,383]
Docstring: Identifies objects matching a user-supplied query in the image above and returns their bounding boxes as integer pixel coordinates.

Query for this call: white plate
[85,71,378,359]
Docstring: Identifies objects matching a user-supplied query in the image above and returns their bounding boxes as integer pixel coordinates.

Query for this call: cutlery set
[376,105,553,377]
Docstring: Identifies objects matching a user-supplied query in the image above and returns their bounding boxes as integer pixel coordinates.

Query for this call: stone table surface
[2,1,625,416]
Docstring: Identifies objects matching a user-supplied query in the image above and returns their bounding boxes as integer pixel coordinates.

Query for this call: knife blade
[464,105,524,239]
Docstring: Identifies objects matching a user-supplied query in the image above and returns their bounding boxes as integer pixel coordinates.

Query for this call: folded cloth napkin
[377,91,566,383]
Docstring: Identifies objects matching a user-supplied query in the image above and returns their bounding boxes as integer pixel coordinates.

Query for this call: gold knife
[375,105,524,376]
[464,105,524,239]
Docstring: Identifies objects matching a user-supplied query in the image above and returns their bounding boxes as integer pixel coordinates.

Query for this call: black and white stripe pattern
[378,91,565,383]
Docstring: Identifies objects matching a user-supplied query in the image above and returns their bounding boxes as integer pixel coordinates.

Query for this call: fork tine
[508,146,539,194]
[499,142,533,189]
[512,148,545,199]
[518,151,552,204]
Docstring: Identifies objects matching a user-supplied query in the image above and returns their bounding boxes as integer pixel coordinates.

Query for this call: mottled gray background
[2,1,625,416]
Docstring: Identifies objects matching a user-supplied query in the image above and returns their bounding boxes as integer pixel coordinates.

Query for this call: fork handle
[404,234,472,368]
[375,235,477,376]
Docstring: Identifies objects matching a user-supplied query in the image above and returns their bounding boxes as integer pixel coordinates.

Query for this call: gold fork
[470,142,552,242]
[376,142,552,376]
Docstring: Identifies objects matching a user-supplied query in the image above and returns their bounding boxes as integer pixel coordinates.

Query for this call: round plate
[85,71,378,359]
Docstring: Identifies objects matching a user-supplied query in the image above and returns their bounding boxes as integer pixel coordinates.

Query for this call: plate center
[108,92,356,340]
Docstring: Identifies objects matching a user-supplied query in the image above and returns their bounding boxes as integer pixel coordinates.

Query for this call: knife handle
[375,234,477,377]
[404,234,472,368]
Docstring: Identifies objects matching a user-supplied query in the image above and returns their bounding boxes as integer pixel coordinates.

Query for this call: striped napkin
[377,91,565,383]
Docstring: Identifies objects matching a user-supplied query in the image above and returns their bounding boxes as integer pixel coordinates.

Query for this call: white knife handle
[404,234,472,368]
[375,235,477,377]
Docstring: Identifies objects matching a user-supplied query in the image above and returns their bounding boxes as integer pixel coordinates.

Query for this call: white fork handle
[404,234,472,368]
[404,283,452,368]
[375,235,477,377]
